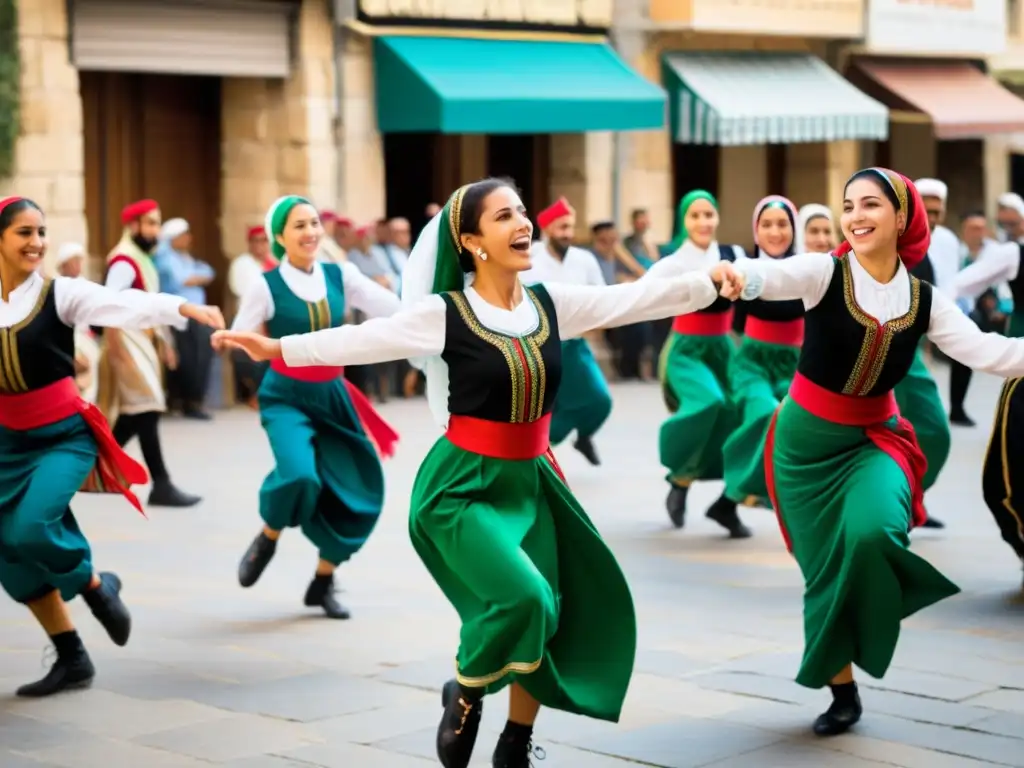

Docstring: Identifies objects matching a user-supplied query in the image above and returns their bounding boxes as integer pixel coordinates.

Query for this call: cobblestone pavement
[1,362,1022,767]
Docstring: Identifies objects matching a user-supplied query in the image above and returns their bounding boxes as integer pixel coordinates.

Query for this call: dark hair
[960,209,986,223]
[591,221,615,235]
[455,176,520,273]
[631,208,647,221]
[0,198,43,234]
[845,169,901,212]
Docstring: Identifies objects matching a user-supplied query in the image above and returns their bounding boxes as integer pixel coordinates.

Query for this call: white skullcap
[159,217,189,241]
[914,178,948,202]
[56,242,85,266]
[998,193,1024,216]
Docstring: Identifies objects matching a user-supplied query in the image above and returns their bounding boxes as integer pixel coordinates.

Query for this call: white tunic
[645,241,746,278]
[953,240,1020,300]
[521,242,606,287]
[0,271,187,331]
[736,252,1024,376]
[927,225,962,297]
[228,253,265,300]
[280,272,720,428]
[231,259,403,332]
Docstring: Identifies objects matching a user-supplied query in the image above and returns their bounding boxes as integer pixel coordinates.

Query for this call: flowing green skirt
[409,436,636,721]
[550,338,612,445]
[0,415,97,603]
[658,333,736,484]
[258,371,384,565]
[769,399,960,688]
[722,338,799,506]
[893,349,950,491]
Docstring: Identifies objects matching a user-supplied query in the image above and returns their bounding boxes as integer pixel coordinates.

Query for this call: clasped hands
[708,262,746,301]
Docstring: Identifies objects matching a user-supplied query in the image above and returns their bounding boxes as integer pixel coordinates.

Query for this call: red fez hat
[336,216,355,229]
[247,225,266,240]
[320,210,338,223]
[0,196,23,217]
[121,199,159,225]
[537,197,575,230]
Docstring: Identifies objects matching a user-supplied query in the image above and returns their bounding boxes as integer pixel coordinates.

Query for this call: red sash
[445,413,565,481]
[0,378,148,514]
[744,316,804,346]
[672,309,734,336]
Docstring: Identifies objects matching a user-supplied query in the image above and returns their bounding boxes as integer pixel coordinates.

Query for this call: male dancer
[98,199,201,507]
[521,197,612,464]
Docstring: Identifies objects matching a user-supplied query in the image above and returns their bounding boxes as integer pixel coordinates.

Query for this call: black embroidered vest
[1009,244,1024,314]
[909,253,935,285]
[797,257,932,396]
[699,244,738,316]
[0,279,75,395]
[440,285,562,423]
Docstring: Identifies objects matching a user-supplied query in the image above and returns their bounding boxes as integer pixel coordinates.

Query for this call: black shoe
[572,436,600,466]
[82,572,131,646]
[666,484,688,529]
[706,495,753,539]
[437,679,483,768]
[949,411,975,427]
[238,532,277,588]
[920,517,945,529]
[16,637,95,698]
[303,573,350,619]
[813,682,862,736]
[148,481,201,507]
[183,409,213,421]
[492,723,546,767]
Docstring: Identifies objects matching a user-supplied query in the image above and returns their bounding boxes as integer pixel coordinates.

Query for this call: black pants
[949,360,972,416]
[609,322,650,379]
[982,378,1024,562]
[233,351,268,401]
[112,411,169,484]
[167,319,213,409]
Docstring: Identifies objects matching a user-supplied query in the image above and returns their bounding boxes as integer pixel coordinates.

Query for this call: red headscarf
[0,196,23,217]
[834,168,930,271]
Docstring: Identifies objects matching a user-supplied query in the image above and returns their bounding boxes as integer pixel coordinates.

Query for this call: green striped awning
[663,52,889,145]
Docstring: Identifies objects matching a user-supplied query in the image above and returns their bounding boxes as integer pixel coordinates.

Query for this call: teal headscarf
[264,195,314,260]
[667,190,718,252]
[431,184,471,294]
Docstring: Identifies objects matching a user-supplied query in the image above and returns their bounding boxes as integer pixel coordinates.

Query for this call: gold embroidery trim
[858,277,921,394]
[304,296,333,332]
[0,279,52,393]
[448,185,470,253]
[455,657,542,688]
[989,378,1024,550]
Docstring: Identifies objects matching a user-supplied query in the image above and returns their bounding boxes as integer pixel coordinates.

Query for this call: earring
[477,248,487,261]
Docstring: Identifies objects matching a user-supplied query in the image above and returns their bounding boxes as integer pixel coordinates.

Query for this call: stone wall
[335,34,386,223]
[1,0,87,276]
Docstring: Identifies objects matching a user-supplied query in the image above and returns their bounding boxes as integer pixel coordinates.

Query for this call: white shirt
[0,271,186,331]
[521,242,606,287]
[737,252,1024,376]
[281,271,719,428]
[231,258,402,332]
[954,240,1020,300]
[228,253,264,299]
[645,240,746,278]
[928,225,961,297]
[106,260,147,292]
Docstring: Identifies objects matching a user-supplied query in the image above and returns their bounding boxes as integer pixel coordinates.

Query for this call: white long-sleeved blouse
[1,272,187,331]
[953,240,1020,300]
[737,252,1024,377]
[281,272,720,427]
[231,259,402,332]
[645,241,746,279]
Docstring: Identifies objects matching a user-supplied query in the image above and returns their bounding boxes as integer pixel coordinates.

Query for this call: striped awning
[663,52,889,145]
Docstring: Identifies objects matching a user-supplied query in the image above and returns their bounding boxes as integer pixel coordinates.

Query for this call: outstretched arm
[734,252,834,308]
[928,290,1024,376]
[953,243,1018,300]
[56,276,189,330]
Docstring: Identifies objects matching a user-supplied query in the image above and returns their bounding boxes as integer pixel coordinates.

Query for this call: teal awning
[663,52,889,145]
[374,36,666,134]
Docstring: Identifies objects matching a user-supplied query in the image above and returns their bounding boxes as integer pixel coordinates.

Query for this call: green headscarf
[431,184,471,294]
[667,190,718,252]
[264,194,313,260]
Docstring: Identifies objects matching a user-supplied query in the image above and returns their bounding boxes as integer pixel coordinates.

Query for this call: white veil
[796,204,835,254]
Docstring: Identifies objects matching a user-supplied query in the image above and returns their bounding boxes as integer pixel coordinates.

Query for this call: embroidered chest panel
[264,264,346,339]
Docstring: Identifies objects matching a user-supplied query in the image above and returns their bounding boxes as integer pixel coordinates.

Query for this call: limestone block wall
[549,132,614,232]
[1,0,87,276]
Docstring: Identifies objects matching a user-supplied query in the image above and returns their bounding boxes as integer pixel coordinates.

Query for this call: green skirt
[893,349,951,491]
[0,415,97,603]
[658,333,736,484]
[769,399,960,689]
[722,338,799,506]
[550,338,612,445]
[258,371,384,565]
[409,436,636,721]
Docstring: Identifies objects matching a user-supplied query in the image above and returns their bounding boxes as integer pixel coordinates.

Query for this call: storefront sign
[649,0,864,39]
[358,0,613,28]
[867,0,1006,56]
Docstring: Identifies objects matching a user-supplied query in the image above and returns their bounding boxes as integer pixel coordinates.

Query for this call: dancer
[98,198,201,507]
[795,204,836,254]
[981,377,1024,586]
[55,242,101,403]
[891,178,956,529]
[734,168,1024,736]
[231,195,401,620]
[650,191,748,536]
[0,196,222,696]
[721,196,803,512]
[521,197,612,465]
[214,178,743,768]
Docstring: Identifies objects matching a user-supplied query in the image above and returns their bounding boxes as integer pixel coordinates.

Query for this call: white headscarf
[56,242,86,266]
[914,178,948,202]
[796,204,835,254]
[159,217,189,243]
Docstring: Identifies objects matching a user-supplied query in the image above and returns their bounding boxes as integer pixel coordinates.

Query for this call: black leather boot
[492,721,546,767]
[148,480,201,507]
[437,679,483,768]
[813,682,863,736]
[705,494,752,539]
[666,483,688,529]
[573,435,600,466]
[921,516,945,529]
[303,573,350,619]
[82,572,131,646]
[238,532,277,587]
[16,631,95,697]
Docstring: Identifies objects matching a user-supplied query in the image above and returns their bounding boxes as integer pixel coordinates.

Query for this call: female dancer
[721,196,803,511]
[0,196,222,696]
[232,196,401,620]
[795,204,836,254]
[734,168,1024,735]
[649,191,748,536]
[214,178,742,768]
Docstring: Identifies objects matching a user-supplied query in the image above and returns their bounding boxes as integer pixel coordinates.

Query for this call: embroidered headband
[447,184,470,253]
